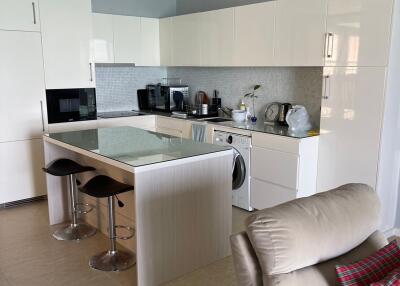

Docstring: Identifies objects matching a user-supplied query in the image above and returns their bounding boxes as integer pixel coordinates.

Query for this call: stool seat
[43,159,95,177]
[79,175,134,198]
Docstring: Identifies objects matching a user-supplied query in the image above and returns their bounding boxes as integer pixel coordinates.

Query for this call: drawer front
[98,116,156,130]
[48,120,98,133]
[156,126,183,137]
[156,116,185,130]
[251,146,299,189]
[251,178,297,210]
[252,132,300,154]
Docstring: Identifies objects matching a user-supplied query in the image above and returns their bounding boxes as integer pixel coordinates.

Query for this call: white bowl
[232,110,247,123]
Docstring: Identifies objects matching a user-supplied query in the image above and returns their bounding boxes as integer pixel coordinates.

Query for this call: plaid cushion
[371,267,400,286]
[336,241,400,286]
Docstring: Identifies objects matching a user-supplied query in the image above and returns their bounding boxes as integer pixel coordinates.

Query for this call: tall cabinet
[317,0,399,232]
[0,30,46,204]
[40,0,94,89]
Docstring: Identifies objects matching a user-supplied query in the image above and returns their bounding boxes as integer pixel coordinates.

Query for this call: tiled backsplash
[168,67,323,128]
[95,64,167,112]
[95,65,322,128]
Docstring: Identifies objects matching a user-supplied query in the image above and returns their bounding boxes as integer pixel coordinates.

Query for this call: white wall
[377,0,400,234]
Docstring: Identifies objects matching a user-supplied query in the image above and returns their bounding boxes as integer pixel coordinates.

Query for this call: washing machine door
[232,148,246,190]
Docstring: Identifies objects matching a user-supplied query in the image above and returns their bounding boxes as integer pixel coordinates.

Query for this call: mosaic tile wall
[168,67,323,128]
[95,64,167,112]
[95,65,322,128]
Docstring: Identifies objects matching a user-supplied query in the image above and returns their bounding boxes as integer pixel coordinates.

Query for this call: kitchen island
[43,126,232,286]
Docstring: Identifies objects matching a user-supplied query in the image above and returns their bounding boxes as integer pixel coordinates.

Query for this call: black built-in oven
[46,88,97,124]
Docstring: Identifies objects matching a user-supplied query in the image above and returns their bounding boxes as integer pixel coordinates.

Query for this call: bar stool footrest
[114,225,135,240]
[74,203,94,215]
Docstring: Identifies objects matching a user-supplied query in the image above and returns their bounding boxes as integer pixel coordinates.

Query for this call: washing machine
[213,130,253,211]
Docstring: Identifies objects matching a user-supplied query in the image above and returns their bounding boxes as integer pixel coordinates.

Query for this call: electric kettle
[278,103,292,126]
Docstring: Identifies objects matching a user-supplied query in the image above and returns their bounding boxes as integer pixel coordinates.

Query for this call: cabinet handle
[32,2,37,25]
[322,75,330,100]
[40,100,45,132]
[325,33,334,58]
[89,63,93,82]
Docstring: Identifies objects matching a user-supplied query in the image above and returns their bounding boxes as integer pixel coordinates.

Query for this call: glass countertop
[214,120,319,138]
[46,126,230,168]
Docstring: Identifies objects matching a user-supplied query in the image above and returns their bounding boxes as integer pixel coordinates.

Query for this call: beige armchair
[230,184,388,286]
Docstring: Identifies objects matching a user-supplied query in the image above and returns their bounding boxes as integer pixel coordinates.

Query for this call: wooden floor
[0,201,250,286]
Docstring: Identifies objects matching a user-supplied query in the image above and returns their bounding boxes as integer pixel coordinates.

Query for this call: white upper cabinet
[159,17,173,66]
[40,0,94,89]
[275,0,328,66]
[325,0,394,67]
[138,18,160,66]
[317,67,386,192]
[199,8,234,67]
[0,31,46,142]
[233,2,276,66]
[113,15,141,64]
[172,14,202,66]
[92,13,114,63]
[0,0,40,32]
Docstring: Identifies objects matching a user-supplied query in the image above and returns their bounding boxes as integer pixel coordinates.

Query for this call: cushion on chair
[262,231,388,286]
[246,184,381,277]
[230,231,263,286]
[336,241,400,286]
[371,267,400,286]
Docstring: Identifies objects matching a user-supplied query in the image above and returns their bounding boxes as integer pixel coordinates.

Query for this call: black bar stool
[79,175,136,272]
[43,159,97,241]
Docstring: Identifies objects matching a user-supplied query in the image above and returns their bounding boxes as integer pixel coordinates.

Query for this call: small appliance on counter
[278,103,292,126]
[145,83,189,112]
[46,88,97,123]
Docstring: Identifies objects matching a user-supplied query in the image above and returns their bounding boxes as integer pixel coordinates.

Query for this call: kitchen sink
[203,118,232,123]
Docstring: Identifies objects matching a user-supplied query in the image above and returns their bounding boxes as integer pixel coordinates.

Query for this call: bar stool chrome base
[89,250,136,272]
[53,222,97,241]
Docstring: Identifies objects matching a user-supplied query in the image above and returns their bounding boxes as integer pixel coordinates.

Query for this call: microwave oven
[147,84,189,112]
[46,88,97,124]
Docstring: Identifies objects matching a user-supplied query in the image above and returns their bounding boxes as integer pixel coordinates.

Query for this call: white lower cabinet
[156,117,192,139]
[0,139,46,204]
[48,120,98,133]
[250,179,297,210]
[250,132,319,210]
[97,116,156,131]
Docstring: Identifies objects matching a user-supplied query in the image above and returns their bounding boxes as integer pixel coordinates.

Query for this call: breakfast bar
[43,126,232,286]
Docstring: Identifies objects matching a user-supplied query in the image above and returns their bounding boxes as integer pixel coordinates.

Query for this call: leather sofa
[230,184,388,286]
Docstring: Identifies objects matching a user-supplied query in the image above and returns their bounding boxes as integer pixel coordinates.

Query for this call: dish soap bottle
[239,99,246,111]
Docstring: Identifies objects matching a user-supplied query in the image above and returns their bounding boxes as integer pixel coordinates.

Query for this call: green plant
[244,85,261,122]
[244,84,261,99]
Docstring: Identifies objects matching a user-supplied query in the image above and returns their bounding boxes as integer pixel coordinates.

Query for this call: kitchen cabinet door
[0,0,40,32]
[139,18,160,66]
[159,17,173,66]
[47,120,98,133]
[113,15,141,64]
[199,8,234,67]
[0,139,46,204]
[317,67,386,192]
[40,0,94,89]
[97,116,156,131]
[325,0,393,67]
[92,13,114,63]
[0,31,46,142]
[172,13,202,66]
[275,0,327,66]
[233,2,275,66]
